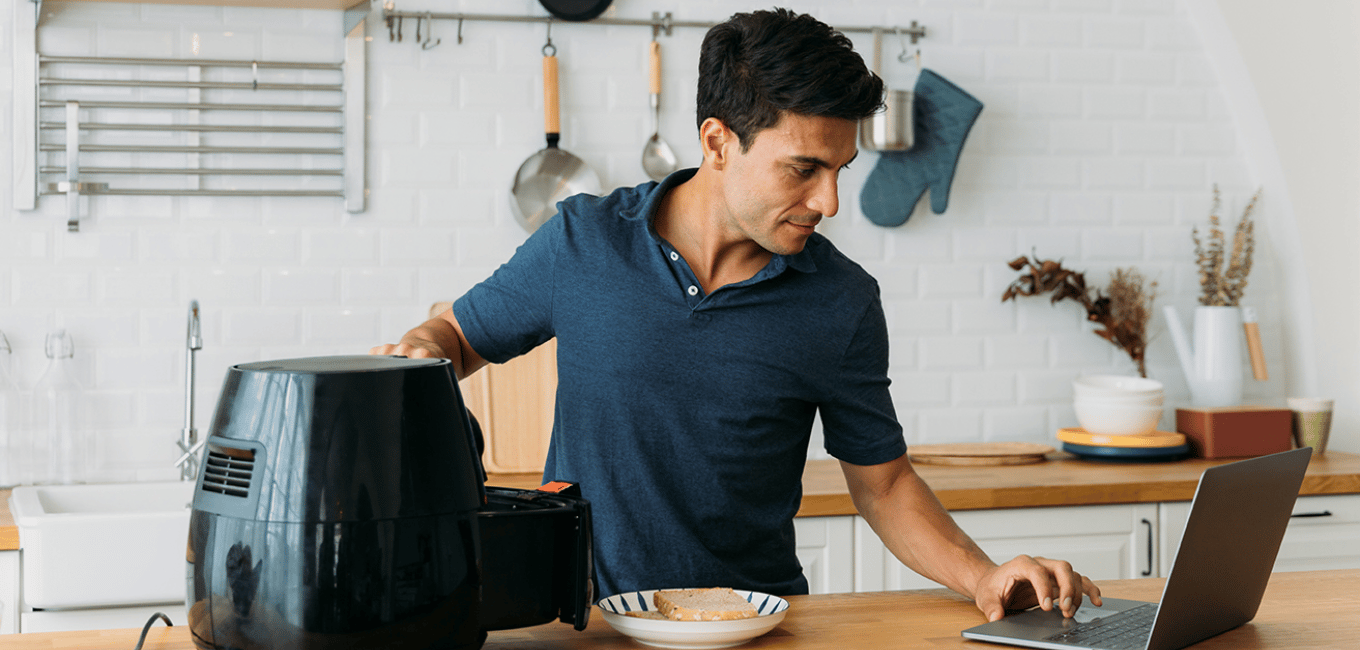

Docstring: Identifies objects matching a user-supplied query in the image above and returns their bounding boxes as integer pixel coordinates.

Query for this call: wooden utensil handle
[1244,321,1268,380]
[544,55,560,136]
[649,41,662,95]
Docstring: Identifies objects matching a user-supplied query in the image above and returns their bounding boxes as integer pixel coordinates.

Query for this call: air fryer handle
[566,497,596,630]
[464,411,488,485]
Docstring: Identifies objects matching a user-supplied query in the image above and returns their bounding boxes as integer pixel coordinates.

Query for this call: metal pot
[858,28,915,152]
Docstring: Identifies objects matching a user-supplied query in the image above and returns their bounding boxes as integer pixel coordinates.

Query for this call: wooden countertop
[4,451,1359,551]
[8,569,1358,649]
[485,450,1360,516]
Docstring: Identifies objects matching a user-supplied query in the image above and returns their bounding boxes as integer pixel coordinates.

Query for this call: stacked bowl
[1072,375,1164,436]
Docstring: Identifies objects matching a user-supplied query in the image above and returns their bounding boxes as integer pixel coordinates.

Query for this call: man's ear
[699,117,733,170]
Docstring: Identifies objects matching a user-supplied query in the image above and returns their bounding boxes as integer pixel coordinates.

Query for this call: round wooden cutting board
[908,442,1055,466]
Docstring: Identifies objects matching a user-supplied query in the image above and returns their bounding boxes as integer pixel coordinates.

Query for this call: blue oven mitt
[861,69,984,226]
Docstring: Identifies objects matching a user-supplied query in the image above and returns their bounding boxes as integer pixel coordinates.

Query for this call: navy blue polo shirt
[454,169,906,598]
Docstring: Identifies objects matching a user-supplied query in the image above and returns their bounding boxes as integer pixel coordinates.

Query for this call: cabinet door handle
[1141,518,1153,577]
[1290,510,1333,518]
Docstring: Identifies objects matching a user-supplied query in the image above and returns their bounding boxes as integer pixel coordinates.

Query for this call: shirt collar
[628,168,820,276]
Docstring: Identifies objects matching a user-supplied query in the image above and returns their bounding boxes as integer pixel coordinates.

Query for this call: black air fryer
[186,355,594,650]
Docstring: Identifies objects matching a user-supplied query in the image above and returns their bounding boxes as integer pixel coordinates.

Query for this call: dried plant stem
[1002,253,1158,377]
[1194,185,1259,306]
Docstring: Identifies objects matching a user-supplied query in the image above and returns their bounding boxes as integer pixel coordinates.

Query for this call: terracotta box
[1175,406,1293,459]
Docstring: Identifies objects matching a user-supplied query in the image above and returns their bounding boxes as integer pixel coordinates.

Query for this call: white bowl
[1074,393,1165,407]
[1073,375,1164,398]
[598,589,789,649]
[1073,400,1164,436]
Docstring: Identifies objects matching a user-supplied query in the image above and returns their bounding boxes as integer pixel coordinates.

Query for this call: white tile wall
[0,0,1287,481]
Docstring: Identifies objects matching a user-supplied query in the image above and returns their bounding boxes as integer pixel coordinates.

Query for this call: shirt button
[669,251,679,261]
[687,285,699,296]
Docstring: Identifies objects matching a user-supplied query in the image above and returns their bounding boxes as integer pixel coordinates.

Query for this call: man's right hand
[368,338,444,359]
[367,310,488,381]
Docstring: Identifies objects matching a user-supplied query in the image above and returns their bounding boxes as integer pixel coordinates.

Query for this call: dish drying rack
[31,52,364,231]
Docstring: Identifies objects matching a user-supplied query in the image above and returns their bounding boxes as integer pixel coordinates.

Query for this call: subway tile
[263,268,339,304]
[304,229,378,263]
[303,308,381,345]
[954,298,1017,335]
[982,407,1050,441]
[344,268,418,304]
[223,309,301,345]
[920,408,982,442]
[921,336,984,368]
[953,372,1017,404]
[986,49,1050,82]
[958,15,1019,46]
[96,348,178,390]
[224,229,301,263]
[1113,193,1176,224]
[987,336,1050,368]
[1084,18,1145,49]
[1085,86,1146,119]
[1115,123,1176,154]
[1050,121,1112,153]
[921,264,985,298]
[1022,17,1084,47]
[182,268,261,305]
[1052,50,1115,83]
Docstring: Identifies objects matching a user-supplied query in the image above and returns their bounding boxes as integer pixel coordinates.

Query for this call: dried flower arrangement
[1194,185,1261,307]
[1002,254,1159,378]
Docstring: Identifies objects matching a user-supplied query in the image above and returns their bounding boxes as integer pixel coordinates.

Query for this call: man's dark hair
[696,8,885,151]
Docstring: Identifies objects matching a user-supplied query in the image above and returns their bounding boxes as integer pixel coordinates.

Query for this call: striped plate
[597,589,789,649]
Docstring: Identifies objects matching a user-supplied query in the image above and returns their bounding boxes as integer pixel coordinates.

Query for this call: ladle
[641,39,679,181]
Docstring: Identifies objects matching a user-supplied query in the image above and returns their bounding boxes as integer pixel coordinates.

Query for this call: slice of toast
[623,610,671,619]
[654,588,758,621]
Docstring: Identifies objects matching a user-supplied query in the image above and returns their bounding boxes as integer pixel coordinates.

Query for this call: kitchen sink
[8,481,194,609]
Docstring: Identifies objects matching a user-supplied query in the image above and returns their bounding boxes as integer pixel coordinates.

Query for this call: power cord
[133,612,173,650]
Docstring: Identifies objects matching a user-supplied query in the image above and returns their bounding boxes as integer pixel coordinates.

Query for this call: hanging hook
[251,60,258,91]
[457,17,464,45]
[542,19,556,57]
[894,26,922,69]
[419,12,440,49]
[894,27,910,63]
[415,14,422,44]
[396,14,403,42]
[385,2,396,42]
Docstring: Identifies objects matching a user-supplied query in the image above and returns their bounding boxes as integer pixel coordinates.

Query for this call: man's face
[717,112,859,255]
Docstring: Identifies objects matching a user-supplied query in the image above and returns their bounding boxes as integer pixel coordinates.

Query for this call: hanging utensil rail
[381,6,926,43]
[35,53,359,230]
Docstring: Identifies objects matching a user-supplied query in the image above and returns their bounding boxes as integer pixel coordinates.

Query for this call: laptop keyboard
[1043,603,1157,650]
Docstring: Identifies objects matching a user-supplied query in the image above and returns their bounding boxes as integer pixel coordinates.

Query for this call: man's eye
[795,167,816,177]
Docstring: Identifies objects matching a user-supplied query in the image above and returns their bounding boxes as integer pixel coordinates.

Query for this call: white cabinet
[1159,493,1360,576]
[794,516,855,595]
[852,503,1160,592]
[21,603,188,634]
[0,551,18,634]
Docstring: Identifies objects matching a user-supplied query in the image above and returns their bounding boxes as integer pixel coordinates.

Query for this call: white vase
[1163,305,1244,408]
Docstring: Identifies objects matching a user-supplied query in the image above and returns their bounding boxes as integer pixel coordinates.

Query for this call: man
[372,8,1100,622]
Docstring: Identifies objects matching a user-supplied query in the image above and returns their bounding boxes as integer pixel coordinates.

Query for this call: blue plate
[1063,441,1190,462]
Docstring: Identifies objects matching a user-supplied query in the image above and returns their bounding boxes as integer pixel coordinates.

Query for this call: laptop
[961,447,1312,650]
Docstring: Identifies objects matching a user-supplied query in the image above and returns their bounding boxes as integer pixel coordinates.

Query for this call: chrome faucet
[175,300,204,480]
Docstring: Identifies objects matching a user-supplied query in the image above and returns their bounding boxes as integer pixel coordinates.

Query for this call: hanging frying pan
[510,44,601,234]
[538,0,613,22]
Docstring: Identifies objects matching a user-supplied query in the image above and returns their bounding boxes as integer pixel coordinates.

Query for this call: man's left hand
[974,555,1103,622]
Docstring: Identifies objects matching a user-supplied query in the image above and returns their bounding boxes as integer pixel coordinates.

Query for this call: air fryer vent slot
[202,446,255,498]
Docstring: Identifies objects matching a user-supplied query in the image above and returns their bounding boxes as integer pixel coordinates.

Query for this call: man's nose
[808,174,840,218]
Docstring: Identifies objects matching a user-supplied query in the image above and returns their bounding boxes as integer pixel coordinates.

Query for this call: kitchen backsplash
[0,0,1284,481]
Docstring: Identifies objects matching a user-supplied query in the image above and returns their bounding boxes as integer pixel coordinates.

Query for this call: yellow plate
[1057,427,1187,449]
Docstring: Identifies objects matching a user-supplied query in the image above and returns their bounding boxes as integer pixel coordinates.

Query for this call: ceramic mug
[1287,397,1333,454]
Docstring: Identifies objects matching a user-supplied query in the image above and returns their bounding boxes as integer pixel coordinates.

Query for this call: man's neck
[655,167,772,295]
